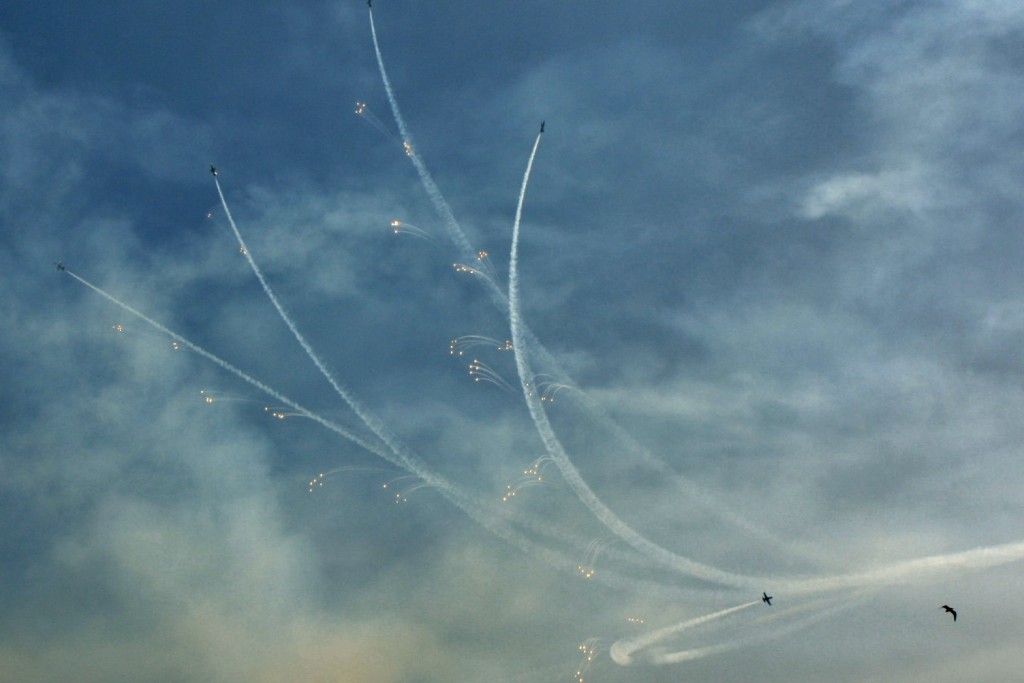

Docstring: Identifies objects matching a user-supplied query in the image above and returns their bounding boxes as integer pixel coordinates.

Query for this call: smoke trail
[366,12,778,586]
[365,11,804,559]
[64,269,719,600]
[213,175,428,477]
[211,181,622,560]
[368,8,481,270]
[66,269,388,462]
[505,134,780,589]
[62,269,593,570]
[788,540,1024,594]
[647,594,865,665]
[502,129,1024,593]
[212,175,661,579]
[609,600,759,665]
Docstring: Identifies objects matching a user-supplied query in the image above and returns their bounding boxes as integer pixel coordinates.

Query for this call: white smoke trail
[368,8,482,272]
[64,269,724,600]
[647,594,865,665]
[66,269,387,461]
[367,11,777,587]
[502,129,1024,593]
[609,600,759,665]
[62,269,605,575]
[213,175,428,477]
[505,134,778,589]
[212,175,658,577]
[788,540,1024,594]
[365,10,806,560]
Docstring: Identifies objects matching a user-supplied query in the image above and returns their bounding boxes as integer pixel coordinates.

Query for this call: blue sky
[3,1,1024,681]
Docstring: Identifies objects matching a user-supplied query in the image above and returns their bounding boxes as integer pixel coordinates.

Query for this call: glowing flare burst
[500,458,550,502]
[574,640,605,683]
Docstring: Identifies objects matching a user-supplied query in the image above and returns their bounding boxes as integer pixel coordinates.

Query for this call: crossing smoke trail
[366,8,806,558]
[67,268,1024,664]
[368,5,1024,600]
[59,9,1024,674]
[211,174,741,598]
[65,270,382,459]
[68,262,741,602]
[59,269,641,585]
[213,174,425,477]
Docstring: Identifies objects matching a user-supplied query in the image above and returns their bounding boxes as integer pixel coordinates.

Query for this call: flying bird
[762,592,772,606]
[941,605,957,621]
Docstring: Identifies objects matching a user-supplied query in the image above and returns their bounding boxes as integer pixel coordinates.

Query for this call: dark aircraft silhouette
[941,605,957,621]
[762,592,772,606]
[540,121,545,133]
[209,164,218,176]
[55,261,65,271]
[367,0,371,6]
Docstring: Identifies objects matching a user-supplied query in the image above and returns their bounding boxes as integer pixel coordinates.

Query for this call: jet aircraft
[941,605,957,621]
[540,121,545,133]
[762,592,772,606]
[209,164,218,176]
[55,261,65,271]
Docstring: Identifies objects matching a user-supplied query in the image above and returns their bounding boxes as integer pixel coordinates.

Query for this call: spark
[198,389,255,406]
[449,335,512,357]
[353,100,402,146]
[467,358,517,395]
[308,466,402,494]
[500,457,552,502]
[388,220,438,246]
[574,639,605,683]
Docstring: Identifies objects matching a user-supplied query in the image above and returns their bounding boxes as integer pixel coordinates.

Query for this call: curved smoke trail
[609,600,760,665]
[366,7,807,558]
[503,134,1024,593]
